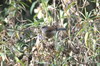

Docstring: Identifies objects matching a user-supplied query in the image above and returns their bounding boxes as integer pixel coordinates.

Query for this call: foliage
[0,0,100,66]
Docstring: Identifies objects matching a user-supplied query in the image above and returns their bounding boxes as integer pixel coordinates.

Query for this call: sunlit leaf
[15,31,20,39]
[0,53,6,61]
[85,32,89,48]
[92,39,96,51]
[28,0,32,3]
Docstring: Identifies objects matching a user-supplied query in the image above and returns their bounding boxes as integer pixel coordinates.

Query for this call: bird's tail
[57,28,66,31]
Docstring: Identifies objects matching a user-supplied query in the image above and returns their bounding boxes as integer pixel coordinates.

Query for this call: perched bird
[41,26,66,38]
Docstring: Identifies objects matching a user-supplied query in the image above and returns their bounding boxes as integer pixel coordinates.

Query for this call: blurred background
[0,0,100,66]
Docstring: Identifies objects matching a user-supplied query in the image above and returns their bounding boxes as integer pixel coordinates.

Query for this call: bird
[41,26,66,38]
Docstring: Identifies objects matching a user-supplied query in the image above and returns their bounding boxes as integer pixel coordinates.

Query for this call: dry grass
[0,0,100,66]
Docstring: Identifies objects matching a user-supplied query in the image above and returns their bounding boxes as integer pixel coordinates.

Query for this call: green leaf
[19,1,29,8]
[30,1,38,14]
[0,24,4,32]
[41,0,49,3]
[15,57,25,66]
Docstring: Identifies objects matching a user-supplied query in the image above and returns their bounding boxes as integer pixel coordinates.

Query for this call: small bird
[41,26,66,38]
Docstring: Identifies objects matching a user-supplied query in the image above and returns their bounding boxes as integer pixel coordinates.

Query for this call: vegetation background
[0,0,100,66]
